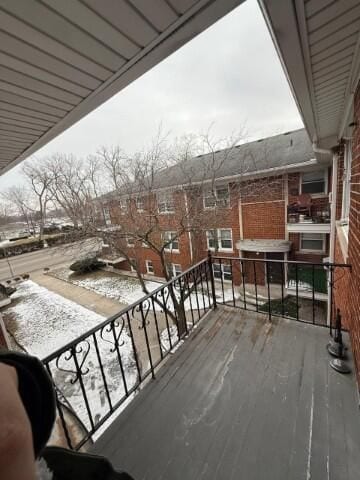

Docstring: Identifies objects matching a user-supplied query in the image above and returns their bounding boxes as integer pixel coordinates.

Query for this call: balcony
[287,195,331,233]
[42,256,359,479]
[287,214,331,233]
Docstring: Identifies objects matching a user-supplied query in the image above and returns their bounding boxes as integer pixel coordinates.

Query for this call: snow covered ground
[3,280,137,433]
[52,267,240,312]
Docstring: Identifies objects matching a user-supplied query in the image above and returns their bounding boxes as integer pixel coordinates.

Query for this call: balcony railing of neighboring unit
[212,255,350,328]
[42,254,350,451]
[42,257,214,451]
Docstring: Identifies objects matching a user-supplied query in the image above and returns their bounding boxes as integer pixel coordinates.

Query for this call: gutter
[108,158,320,200]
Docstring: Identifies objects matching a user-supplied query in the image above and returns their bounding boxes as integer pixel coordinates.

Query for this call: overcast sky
[0,0,303,190]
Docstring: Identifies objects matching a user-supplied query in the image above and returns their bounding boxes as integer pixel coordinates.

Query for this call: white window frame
[163,231,180,252]
[126,236,135,247]
[103,207,111,225]
[300,170,328,196]
[299,233,326,253]
[142,240,149,248]
[213,262,232,282]
[145,259,154,275]
[129,258,137,272]
[119,198,127,214]
[206,228,233,252]
[136,197,144,212]
[203,184,230,209]
[167,263,182,278]
[341,140,352,222]
[157,192,175,214]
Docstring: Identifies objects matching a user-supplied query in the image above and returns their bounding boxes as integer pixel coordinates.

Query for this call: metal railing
[212,255,351,328]
[42,257,214,451]
[42,253,350,450]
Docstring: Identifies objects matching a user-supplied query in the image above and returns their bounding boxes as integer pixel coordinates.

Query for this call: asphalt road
[0,238,101,281]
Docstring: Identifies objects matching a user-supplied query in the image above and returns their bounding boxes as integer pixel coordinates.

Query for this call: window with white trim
[300,233,325,252]
[341,140,352,222]
[157,192,175,213]
[301,170,327,194]
[213,263,232,282]
[136,197,144,212]
[142,240,149,248]
[203,185,230,208]
[119,198,128,214]
[166,263,182,278]
[145,260,154,275]
[163,231,179,252]
[103,207,111,225]
[129,258,137,272]
[206,229,233,251]
[126,236,135,247]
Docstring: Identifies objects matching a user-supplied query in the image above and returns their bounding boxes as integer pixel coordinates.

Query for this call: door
[266,252,284,284]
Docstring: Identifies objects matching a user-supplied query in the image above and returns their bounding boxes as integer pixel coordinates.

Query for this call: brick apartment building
[104,128,332,285]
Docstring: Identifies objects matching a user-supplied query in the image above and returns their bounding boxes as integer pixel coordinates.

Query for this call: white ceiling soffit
[0,0,244,175]
[259,0,360,148]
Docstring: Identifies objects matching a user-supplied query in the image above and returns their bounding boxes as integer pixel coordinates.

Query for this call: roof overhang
[0,0,244,175]
[259,0,360,149]
[237,239,292,253]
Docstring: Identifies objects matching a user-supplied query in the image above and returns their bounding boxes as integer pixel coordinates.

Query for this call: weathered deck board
[93,307,360,480]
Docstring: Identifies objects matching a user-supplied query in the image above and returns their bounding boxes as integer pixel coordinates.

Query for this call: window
[119,198,127,214]
[129,258,137,272]
[158,192,175,213]
[203,185,230,208]
[145,260,154,275]
[136,197,144,212]
[213,263,232,282]
[142,240,149,248]
[167,263,182,278]
[300,233,325,252]
[341,140,352,221]
[206,229,233,251]
[126,236,135,247]
[301,170,326,194]
[103,207,111,225]
[163,231,179,252]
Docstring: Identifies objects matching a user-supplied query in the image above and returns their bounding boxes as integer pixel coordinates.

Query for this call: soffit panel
[259,0,360,145]
[0,0,244,175]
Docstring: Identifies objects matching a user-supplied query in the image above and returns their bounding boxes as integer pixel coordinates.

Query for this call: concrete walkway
[31,271,124,318]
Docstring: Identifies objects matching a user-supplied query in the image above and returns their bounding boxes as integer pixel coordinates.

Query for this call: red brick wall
[334,80,360,385]
[341,81,360,386]
[242,201,285,239]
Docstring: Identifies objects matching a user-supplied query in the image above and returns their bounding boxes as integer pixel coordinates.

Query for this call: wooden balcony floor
[92,306,360,480]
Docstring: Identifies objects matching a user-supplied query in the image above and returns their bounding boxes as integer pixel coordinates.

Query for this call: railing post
[207,250,217,309]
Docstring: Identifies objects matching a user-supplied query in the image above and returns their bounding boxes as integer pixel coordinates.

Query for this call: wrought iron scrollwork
[100,317,125,352]
[55,340,91,384]
[131,298,151,329]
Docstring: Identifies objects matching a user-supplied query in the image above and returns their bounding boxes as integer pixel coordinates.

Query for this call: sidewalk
[31,270,124,318]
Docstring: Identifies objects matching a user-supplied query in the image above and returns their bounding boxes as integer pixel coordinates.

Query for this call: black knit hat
[0,351,56,458]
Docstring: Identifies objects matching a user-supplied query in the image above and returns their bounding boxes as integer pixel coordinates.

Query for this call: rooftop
[92,306,360,480]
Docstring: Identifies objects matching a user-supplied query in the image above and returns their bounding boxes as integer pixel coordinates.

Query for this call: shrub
[70,257,106,274]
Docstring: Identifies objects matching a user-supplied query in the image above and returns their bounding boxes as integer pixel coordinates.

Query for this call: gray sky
[0,0,302,190]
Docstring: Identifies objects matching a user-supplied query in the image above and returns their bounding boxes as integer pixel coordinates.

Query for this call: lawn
[287,264,328,294]
[2,280,137,434]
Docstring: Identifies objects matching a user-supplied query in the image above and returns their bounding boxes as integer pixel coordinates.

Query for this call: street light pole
[4,248,14,278]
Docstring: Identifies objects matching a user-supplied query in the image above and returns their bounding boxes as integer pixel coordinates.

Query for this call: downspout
[329,152,338,263]
[327,151,338,326]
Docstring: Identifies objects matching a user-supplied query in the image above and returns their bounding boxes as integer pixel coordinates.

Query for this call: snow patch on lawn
[5,280,104,359]
[4,280,138,434]
[74,275,161,306]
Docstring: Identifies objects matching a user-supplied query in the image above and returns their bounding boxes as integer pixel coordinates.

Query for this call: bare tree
[44,154,95,231]
[96,145,127,191]
[22,159,54,238]
[1,186,36,233]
